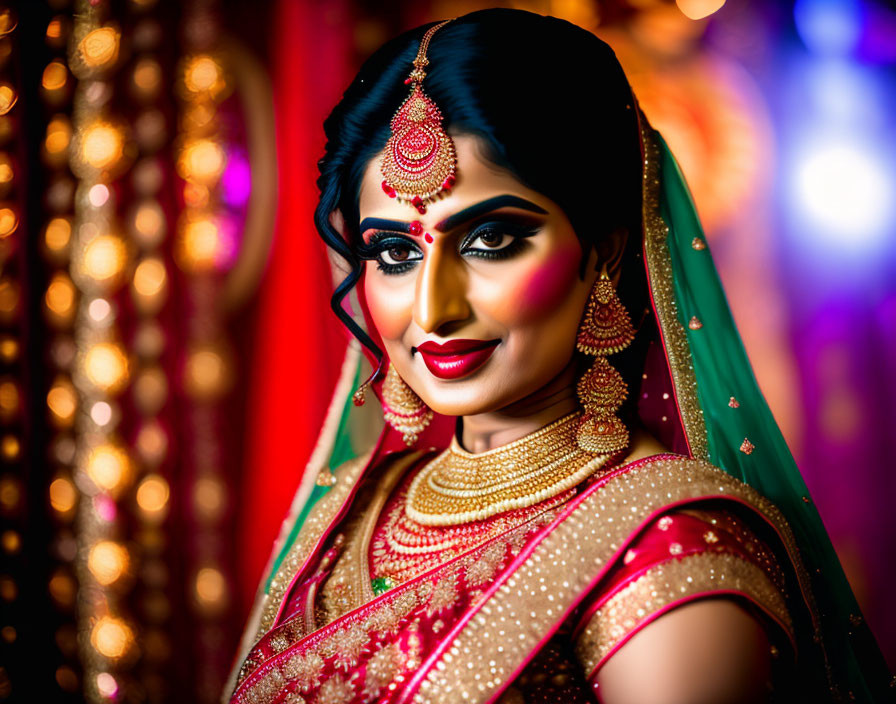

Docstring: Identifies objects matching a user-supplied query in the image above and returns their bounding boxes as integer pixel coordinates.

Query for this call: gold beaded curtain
[1,0,276,701]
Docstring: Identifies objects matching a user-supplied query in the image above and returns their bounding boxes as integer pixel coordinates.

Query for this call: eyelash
[357,222,539,275]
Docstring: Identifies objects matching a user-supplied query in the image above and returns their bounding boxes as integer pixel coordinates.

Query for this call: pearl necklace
[406,411,611,526]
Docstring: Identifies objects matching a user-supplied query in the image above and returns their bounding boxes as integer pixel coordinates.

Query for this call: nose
[413,245,472,334]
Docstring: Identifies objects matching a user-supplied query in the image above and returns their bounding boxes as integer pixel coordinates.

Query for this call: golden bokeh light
[194,566,227,608]
[87,540,129,585]
[0,475,20,511]
[136,474,169,519]
[0,379,19,420]
[83,342,129,393]
[82,233,127,283]
[0,10,17,37]
[133,366,167,414]
[0,577,15,602]
[676,0,726,20]
[0,336,17,363]
[177,216,220,271]
[85,442,131,494]
[0,278,20,320]
[135,421,167,465]
[78,27,120,70]
[45,116,72,159]
[132,257,167,299]
[45,272,77,325]
[49,476,77,513]
[176,138,225,185]
[2,529,20,553]
[0,206,16,238]
[0,84,16,115]
[183,343,230,400]
[80,122,124,170]
[183,55,225,96]
[132,58,162,98]
[90,616,133,659]
[49,569,76,607]
[193,476,225,521]
[132,200,166,246]
[42,60,68,91]
[47,376,77,426]
[0,153,13,188]
[1,434,19,460]
[44,217,72,254]
[182,102,215,131]
[46,17,63,42]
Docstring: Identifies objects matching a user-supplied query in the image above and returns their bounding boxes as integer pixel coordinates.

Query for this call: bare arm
[595,599,774,704]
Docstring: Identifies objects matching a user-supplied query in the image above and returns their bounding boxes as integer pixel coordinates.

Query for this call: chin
[411,371,536,418]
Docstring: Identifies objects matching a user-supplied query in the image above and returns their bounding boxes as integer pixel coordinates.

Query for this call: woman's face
[356,134,600,417]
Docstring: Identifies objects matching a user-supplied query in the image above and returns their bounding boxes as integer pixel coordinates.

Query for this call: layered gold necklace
[406,411,612,526]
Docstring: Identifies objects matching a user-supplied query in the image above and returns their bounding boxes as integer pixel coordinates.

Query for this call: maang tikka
[575,266,636,455]
[380,20,456,214]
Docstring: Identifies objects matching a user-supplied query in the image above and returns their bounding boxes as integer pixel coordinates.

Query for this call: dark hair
[314,8,649,406]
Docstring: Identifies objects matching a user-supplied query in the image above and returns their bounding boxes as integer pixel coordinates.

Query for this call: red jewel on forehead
[409,220,423,235]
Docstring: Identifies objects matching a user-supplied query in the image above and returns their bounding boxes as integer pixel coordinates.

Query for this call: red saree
[228,450,810,704]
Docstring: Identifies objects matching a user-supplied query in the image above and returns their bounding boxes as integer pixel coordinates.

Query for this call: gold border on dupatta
[256,450,375,640]
[640,124,709,461]
[408,456,805,703]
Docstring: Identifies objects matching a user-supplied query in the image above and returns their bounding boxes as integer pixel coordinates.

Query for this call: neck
[459,359,580,453]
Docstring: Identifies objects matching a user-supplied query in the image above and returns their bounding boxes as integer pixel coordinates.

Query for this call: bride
[225,9,890,703]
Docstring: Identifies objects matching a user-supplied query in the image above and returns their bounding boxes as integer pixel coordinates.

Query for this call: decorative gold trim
[317,453,420,625]
[640,125,709,460]
[256,451,374,639]
[574,551,793,677]
[410,456,806,702]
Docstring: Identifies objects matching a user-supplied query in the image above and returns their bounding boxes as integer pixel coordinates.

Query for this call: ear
[328,209,347,238]
[598,227,628,286]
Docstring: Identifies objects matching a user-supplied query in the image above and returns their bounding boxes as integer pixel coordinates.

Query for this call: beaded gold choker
[406,412,612,526]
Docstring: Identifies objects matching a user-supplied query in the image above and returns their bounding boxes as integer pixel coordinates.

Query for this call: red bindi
[408,220,423,236]
[424,232,434,243]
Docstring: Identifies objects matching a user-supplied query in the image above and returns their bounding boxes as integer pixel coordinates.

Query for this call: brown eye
[478,231,503,248]
[387,246,410,262]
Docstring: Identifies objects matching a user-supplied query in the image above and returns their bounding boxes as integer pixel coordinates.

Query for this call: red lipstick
[415,339,500,380]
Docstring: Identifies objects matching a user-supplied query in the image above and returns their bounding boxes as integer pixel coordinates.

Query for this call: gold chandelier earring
[381,363,433,446]
[575,266,636,454]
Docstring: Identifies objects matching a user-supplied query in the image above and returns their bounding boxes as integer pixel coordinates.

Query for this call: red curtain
[238,0,354,614]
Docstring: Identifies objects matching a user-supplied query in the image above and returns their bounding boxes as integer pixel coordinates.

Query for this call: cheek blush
[513,244,582,317]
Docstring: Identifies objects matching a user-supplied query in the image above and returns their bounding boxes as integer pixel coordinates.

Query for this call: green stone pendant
[371,576,395,596]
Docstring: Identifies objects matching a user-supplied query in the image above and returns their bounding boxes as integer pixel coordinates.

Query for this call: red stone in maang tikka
[380,20,456,215]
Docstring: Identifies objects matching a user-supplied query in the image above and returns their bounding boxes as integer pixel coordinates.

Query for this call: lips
[415,339,500,380]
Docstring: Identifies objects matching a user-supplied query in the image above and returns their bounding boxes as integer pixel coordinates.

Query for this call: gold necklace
[406,411,611,526]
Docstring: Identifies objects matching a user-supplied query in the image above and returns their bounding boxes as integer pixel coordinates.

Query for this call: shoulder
[570,499,795,696]
[595,598,774,704]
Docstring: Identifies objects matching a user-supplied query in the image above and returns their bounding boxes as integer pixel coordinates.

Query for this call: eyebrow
[358,217,413,237]
[358,195,548,240]
[435,195,547,232]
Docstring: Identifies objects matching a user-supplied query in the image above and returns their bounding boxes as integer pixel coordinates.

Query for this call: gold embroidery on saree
[573,551,793,677]
[641,126,709,461]
[257,452,372,639]
[411,456,811,703]
[234,494,565,704]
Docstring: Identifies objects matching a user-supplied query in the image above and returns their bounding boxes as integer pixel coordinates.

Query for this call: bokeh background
[0,0,894,701]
